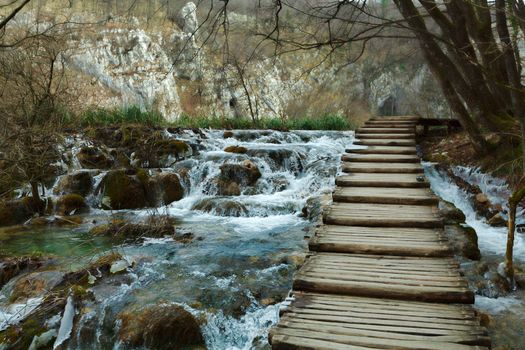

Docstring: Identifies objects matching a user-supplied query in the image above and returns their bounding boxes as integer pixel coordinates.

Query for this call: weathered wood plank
[346,146,417,155]
[324,202,443,228]
[355,139,416,146]
[356,133,415,140]
[293,255,474,303]
[342,154,420,163]
[358,127,415,133]
[336,173,429,188]
[342,161,424,174]
[332,187,439,205]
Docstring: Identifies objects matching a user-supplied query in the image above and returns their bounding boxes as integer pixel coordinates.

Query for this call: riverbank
[419,129,525,350]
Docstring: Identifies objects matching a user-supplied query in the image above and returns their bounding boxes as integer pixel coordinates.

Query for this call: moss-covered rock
[216,179,241,196]
[0,198,35,227]
[220,160,261,186]
[99,170,147,210]
[118,304,205,350]
[224,146,248,154]
[152,172,184,205]
[438,200,466,224]
[56,194,88,216]
[88,218,192,243]
[54,171,94,196]
[192,199,248,217]
[9,270,65,303]
[0,255,53,289]
[461,225,481,261]
[77,146,113,169]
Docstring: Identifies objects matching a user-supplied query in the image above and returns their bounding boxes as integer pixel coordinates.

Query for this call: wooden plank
[346,146,417,155]
[324,202,443,228]
[364,123,417,128]
[370,116,419,122]
[270,328,488,350]
[356,133,415,140]
[332,187,439,205]
[342,154,420,163]
[293,254,474,303]
[336,173,429,188]
[358,128,415,134]
[355,139,416,146]
[342,162,424,174]
[271,293,489,349]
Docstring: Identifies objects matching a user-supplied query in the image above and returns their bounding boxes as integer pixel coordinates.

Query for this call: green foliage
[175,113,354,131]
[79,107,355,130]
[81,106,164,126]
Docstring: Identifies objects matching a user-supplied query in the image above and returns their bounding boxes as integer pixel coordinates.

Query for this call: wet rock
[515,270,525,289]
[0,253,123,349]
[0,198,35,227]
[484,271,512,295]
[88,218,190,243]
[224,146,248,154]
[223,131,234,138]
[475,193,489,204]
[9,271,65,303]
[461,226,481,261]
[488,213,507,227]
[0,255,53,289]
[301,196,322,221]
[193,198,248,217]
[246,149,303,173]
[98,170,148,210]
[54,171,94,196]
[77,146,113,169]
[438,200,466,224]
[220,160,261,186]
[118,304,205,350]
[444,224,481,261]
[56,194,88,216]
[150,172,184,205]
[217,180,241,196]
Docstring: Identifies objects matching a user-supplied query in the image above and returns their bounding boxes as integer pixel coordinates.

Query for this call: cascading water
[0,129,356,349]
[423,162,525,349]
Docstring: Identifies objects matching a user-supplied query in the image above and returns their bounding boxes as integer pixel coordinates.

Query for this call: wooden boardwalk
[270,116,489,349]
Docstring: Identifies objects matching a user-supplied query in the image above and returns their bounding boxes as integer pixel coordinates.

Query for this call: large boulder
[8,270,65,303]
[0,198,35,227]
[118,304,205,350]
[438,200,466,224]
[0,255,52,289]
[150,172,185,205]
[77,146,113,169]
[98,170,148,210]
[217,160,261,196]
[220,160,261,186]
[54,171,94,196]
[55,194,89,216]
[193,198,248,217]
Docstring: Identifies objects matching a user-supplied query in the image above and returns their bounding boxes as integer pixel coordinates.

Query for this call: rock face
[70,27,182,121]
[118,304,205,350]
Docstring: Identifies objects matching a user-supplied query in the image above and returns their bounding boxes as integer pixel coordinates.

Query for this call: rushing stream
[0,129,356,349]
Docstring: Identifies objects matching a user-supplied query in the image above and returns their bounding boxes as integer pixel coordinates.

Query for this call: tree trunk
[30,180,42,214]
[506,187,525,279]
